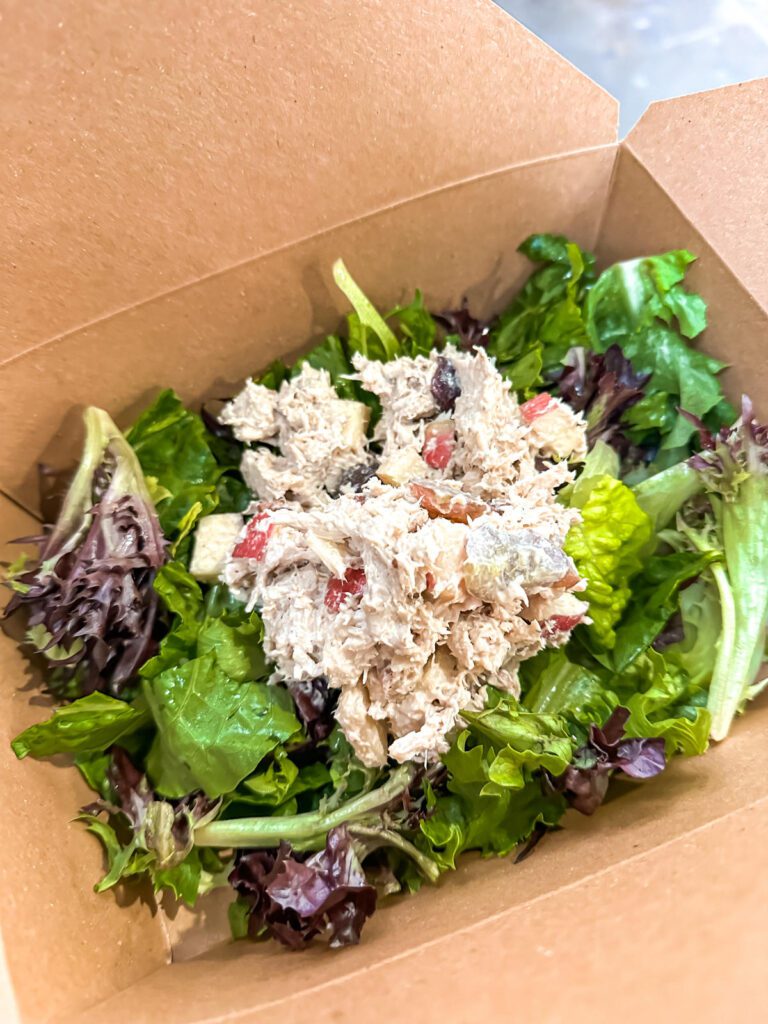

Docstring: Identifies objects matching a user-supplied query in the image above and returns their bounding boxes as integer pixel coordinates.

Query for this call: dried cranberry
[334,461,379,495]
[430,357,462,412]
[325,568,367,612]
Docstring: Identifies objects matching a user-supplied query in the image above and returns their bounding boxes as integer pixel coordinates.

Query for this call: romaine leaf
[11,693,151,759]
[565,475,653,649]
[143,655,300,798]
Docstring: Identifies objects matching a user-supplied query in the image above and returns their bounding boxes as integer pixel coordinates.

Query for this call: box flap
[625,79,768,311]
[2,0,617,358]
[0,145,616,513]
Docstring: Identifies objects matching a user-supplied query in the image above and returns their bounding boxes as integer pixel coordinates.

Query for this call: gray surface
[496,0,768,133]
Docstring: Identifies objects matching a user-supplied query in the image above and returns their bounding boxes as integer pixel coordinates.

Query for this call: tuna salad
[219,351,588,767]
[8,234,768,953]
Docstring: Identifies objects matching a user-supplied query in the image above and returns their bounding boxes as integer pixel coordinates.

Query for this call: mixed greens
[6,235,767,950]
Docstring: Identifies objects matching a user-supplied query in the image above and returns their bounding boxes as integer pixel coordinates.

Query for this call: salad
[6,234,768,950]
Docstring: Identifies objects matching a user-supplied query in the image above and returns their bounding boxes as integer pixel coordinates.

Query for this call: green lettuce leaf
[127,390,221,535]
[143,654,300,798]
[632,460,703,531]
[611,549,720,672]
[138,562,296,798]
[419,692,571,869]
[663,578,721,686]
[236,751,331,812]
[521,648,616,735]
[488,233,595,390]
[615,652,710,756]
[565,475,653,649]
[11,693,151,759]
[388,290,437,357]
[522,645,709,758]
[585,251,732,451]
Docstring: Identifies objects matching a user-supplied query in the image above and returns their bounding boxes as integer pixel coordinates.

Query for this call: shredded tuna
[221,349,589,766]
[234,366,369,507]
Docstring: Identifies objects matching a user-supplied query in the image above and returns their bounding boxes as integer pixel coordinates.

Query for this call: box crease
[0,143,618,373]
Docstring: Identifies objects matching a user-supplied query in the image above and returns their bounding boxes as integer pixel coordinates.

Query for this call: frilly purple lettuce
[6,407,166,697]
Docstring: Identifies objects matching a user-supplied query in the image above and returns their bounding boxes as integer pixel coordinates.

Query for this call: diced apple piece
[378,447,428,486]
[190,513,244,582]
[336,400,370,449]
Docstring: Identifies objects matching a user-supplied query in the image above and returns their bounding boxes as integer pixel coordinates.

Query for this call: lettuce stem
[349,825,441,883]
[194,765,414,848]
[332,259,400,360]
[706,561,738,741]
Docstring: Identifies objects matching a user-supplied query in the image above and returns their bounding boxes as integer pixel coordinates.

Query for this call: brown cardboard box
[2,2,767,1021]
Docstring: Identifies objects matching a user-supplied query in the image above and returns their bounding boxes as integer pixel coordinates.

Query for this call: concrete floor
[495,0,768,133]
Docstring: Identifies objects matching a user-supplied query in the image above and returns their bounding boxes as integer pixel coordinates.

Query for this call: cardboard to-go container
[2,2,767,1021]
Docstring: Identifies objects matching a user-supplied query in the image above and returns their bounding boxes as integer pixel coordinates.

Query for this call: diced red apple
[520,393,555,423]
[422,420,455,469]
[232,512,273,561]
[410,482,486,524]
[325,567,367,612]
[549,613,583,632]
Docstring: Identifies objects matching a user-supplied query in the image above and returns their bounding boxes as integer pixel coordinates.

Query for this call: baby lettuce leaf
[614,652,710,756]
[419,693,572,868]
[128,390,247,539]
[256,360,290,391]
[663,578,721,687]
[80,747,221,904]
[127,390,220,534]
[521,649,617,735]
[139,562,297,798]
[291,335,357,399]
[333,259,400,362]
[584,250,732,453]
[388,290,437,358]
[632,460,703,531]
[610,549,720,672]
[12,693,151,759]
[565,475,653,649]
[522,646,709,758]
[235,751,331,813]
[143,655,300,798]
[488,233,595,389]
[684,401,768,739]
